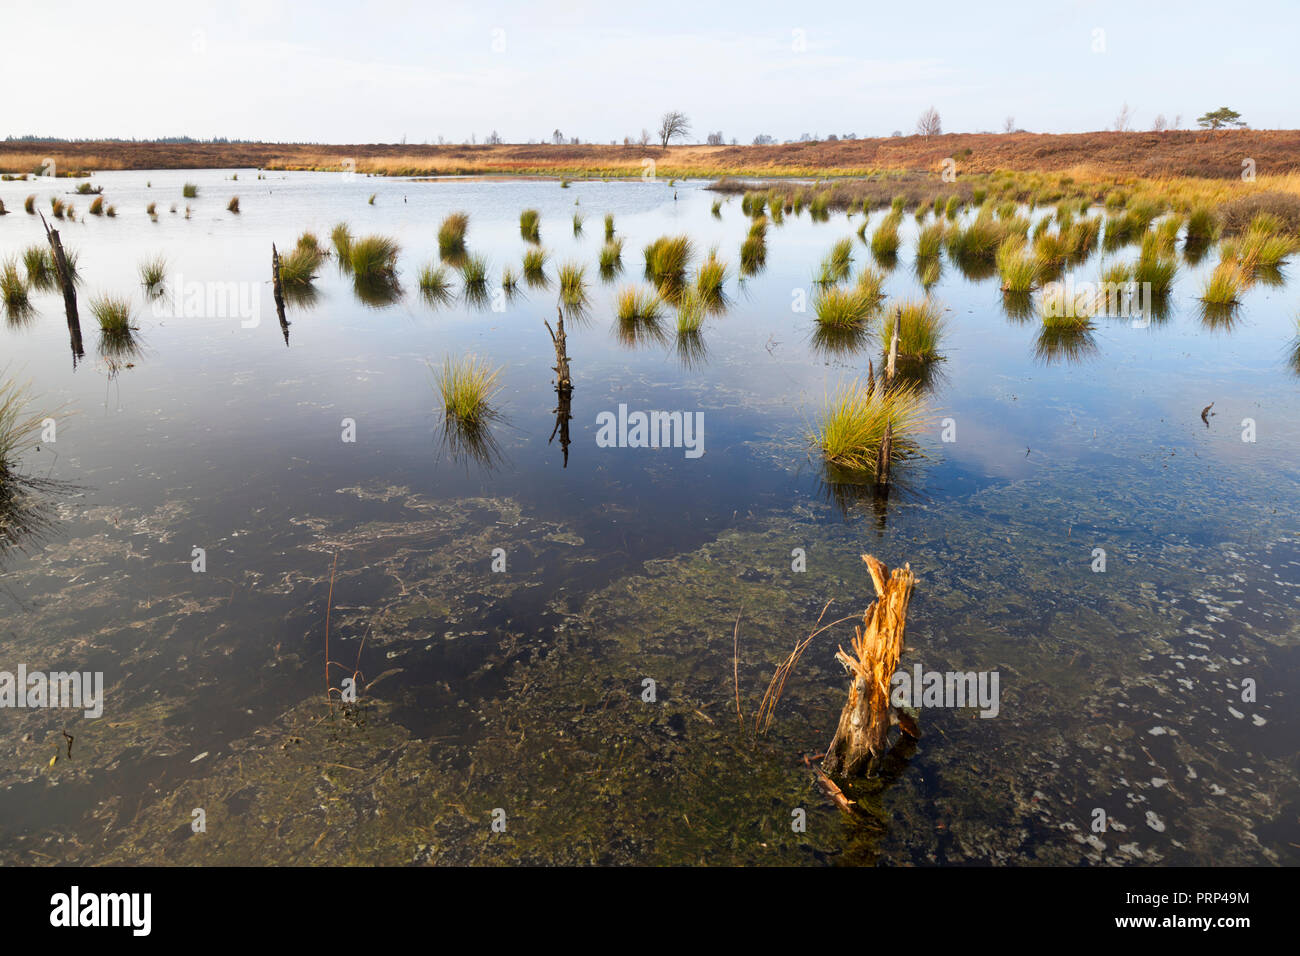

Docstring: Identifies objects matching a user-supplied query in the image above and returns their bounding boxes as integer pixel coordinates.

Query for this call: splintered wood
[822,554,916,777]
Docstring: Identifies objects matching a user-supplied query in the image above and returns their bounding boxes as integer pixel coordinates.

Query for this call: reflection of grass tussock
[811,380,926,477]
[1033,325,1099,364]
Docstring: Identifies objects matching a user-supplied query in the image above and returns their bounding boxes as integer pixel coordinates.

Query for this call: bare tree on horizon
[658,111,691,148]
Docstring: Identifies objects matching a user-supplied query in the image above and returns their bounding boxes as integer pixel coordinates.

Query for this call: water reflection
[1199,302,1242,332]
[1033,325,1099,365]
[352,275,403,309]
[810,323,872,359]
[673,329,709,370]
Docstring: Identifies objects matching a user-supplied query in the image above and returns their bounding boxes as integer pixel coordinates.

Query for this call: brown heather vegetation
[3,130,1300,180]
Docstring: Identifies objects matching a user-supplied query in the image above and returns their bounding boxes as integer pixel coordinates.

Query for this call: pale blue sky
[5,0,1294,142]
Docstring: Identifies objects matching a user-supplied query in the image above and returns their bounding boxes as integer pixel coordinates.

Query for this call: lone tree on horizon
[916,106,942,137]
[658,111,691,148]
[1197,106,1247,129]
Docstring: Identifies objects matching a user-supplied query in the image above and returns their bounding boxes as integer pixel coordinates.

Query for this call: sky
[3,0,1295,144]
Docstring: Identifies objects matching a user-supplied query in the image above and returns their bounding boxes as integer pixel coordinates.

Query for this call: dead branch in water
[754,601,856,736]
[822,554,917,776]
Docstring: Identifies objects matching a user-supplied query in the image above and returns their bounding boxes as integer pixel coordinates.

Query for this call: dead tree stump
[545,307,573,466]
[822,555,916,777]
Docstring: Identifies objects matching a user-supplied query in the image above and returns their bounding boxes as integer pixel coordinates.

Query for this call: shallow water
[1,170,1297,865]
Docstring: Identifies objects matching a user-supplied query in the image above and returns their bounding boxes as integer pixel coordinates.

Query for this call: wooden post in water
[545,306,573,466]
[875,307,902,486]
[271,243,288,330]
[822,555,917,777]
[40,213,83,363]
[545,305,572,391]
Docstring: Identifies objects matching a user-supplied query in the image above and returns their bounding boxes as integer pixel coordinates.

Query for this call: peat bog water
[1,169,1297,865]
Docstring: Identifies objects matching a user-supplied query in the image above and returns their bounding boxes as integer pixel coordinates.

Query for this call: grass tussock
[557,261,588,306]
[434,354,502,426]
[1,258,31,312]
[813,285,878,329]
[880,298,946,362]
[437,212,469,258]
[418,262,454,303]
[24,195,36,215]
[520,208,541,242]
[227,196,240,213]
[599,238,624,273]
[89,294,134,334]
[643,235,694,284]
[870,217,901,260]
[615,285,663,322]
[348,235,400,281]
[695,248,728,302]
[139,255,167,292]
[22,246,54,291]
[997,237,1040,293]
[811,380,926,477]
[522,247,548,285]
[182,183,198,198]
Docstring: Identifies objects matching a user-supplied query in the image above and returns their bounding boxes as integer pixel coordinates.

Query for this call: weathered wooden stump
[822,554,917,777]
